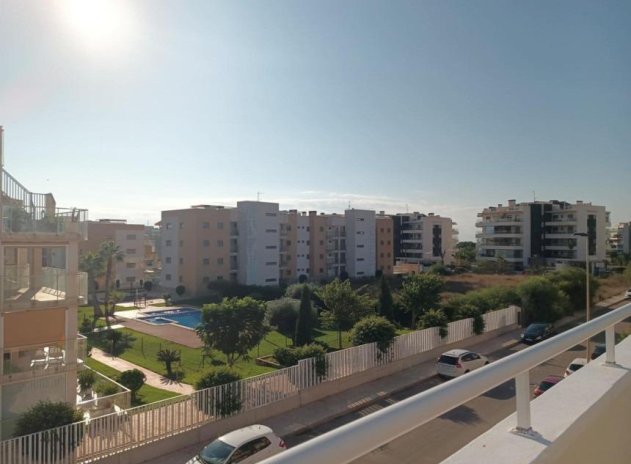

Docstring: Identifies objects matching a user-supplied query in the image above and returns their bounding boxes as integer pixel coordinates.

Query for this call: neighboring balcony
[1,267,87,312]
[2,336,86,382]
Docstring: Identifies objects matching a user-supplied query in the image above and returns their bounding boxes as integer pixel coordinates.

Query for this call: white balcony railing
[263,302,631,464]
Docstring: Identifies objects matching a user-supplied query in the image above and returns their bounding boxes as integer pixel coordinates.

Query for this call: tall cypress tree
[295,285,314,346]
[378,275,395,322]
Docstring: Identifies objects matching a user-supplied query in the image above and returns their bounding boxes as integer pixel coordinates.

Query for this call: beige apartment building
[160,205,234,296]
[0,128,88,438]
[376,214,394,275]
[80,219,146,291]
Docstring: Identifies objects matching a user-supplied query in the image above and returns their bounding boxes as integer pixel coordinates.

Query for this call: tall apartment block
[610,222,631,255]
[476,199,609,271]
[392,212,457,267]
[80,219,146,291]
[376,214,394,275]
[0,128,88,438]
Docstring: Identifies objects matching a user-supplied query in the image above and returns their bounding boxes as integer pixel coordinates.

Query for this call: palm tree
[99,241,124,328]
[157,348,181,379]
[79,252,104,328]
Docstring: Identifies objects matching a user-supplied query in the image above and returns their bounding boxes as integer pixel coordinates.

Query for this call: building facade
[476,199,609,271]
[610,222,631,255]
[392,212,457,268]
[80,219,146,291]
[376,214,394,275]
[0,129,88,438]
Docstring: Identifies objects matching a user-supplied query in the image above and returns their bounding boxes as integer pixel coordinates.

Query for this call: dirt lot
[442,272,629,302]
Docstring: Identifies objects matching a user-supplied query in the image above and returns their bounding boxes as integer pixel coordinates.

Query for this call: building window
[203,240,209,247]
[217,258,224,265]
[126,276,135,283]
[179,240,184,247]
[265,245,277,249]
[179,258,183,264]
[203,222,209,229]
[165,223,172,230]
[165,257,172,264]
[265,278,277,282]
[380,228,384,233]
[203,276,210,283]
[166,240,172,247]
[357,271,365,275]
[380,253,384,258]
[387,241,391,245]
[357,244,364,248]
[218,222,224,229]
[265,229,277,233]
[217,276,224,280]
[387,253,391,257]
[357,218,364,222]
[380,240,384,245]
[179,275,183,283]
[265,262,277,266]
[319,226,324,232]
[265,213,277,217]
[203,258,209,265]
[357,258,365,262]
[126,234,137,240]
[126,262,136,269]
[217,240,224,247]
[319,240,323,245]
[165,274,172,281]
[319,254,324,259]
[126,248,136,254]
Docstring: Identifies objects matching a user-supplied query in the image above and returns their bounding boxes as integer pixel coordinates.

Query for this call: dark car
[591,343,606,360]
[521,323,555,344]
[533,375,563,397]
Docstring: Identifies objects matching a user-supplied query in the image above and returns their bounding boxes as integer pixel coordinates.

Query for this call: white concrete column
[605,325,616,364]
[514,371,531,433]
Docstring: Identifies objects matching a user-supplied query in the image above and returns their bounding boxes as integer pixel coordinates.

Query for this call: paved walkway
[90,347,195,395]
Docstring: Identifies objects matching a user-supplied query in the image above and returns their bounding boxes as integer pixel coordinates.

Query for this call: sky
[0,0,630,241]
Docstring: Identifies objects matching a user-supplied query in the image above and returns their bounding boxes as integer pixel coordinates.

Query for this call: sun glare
[59,0,135,53]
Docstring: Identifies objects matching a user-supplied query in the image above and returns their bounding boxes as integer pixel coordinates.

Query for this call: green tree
[418,309,449,338]
[350,316,397,356]
[399,273,444,328]
[175,285,186,297]
[106,329,123,355]
[79,251,104,328]
[195,367,242,417]
[454,241,476,267]
[517,276,569,326]
[546,266,597,315]
[295,285,314,346]
[157,348,181,378]
[196,297,269,366]
[377,275,395,322]
[13,401,84,460]
[99,241,124,328]
[317,279,375,349]
[267,298,299,341]
[77,369,97,393]
[119,369,146,404]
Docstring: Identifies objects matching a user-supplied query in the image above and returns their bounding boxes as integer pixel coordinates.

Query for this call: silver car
[436,349,489,378]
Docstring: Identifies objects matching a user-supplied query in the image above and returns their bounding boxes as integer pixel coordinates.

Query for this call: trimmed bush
[274,347,298,367]
[78,369,97,392]
[195,367,242,417]
[350,316,397,356]
[418,309,449,338]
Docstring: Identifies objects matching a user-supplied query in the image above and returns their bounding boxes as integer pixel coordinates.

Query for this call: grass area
[85,357,179,405]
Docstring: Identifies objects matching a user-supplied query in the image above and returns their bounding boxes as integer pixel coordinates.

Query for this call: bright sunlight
[58,0,136,53]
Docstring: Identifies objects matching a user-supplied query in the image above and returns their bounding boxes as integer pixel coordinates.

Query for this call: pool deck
[114,306,204,349]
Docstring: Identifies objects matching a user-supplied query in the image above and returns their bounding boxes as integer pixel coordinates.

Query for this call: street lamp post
[574,232,590,359]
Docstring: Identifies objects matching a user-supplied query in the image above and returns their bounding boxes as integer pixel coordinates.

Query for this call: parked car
[591,343,606,360]
[565,358,587,377]
[436,349,489,378]
[626,288,631,299]
[185,425,286,464]
[521,323,555,344]
[533,375,563,397]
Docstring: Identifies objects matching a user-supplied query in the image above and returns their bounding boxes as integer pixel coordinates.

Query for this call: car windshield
[525,324,545,335]
[199,439,236,464]
[569,363,584,371]
[438,355,459,365]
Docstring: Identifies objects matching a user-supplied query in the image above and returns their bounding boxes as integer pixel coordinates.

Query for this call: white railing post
[512,371,532,435]
[605,325,616,364]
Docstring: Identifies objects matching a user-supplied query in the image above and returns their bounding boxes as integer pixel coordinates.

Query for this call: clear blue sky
[1,0,630,241]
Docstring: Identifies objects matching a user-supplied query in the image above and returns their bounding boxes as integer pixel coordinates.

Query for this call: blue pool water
[139,308,202,329]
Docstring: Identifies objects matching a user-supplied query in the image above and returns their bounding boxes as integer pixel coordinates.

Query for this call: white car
[626,288,631,299]
[436,349,489,378]
[186,425,286,464]
[564,358,587,377]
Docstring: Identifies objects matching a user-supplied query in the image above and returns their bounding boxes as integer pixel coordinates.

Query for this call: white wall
[237,202,280,286]
[296,215,310,277]
[159,215,180,290]
[345,209,376,278]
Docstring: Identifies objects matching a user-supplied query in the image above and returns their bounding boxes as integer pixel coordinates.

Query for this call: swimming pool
[138,308,202,329]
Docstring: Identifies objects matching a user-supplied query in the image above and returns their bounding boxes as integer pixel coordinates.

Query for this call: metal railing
[263,302,631,464]
[2,338,85,380]
[0,306,519,463]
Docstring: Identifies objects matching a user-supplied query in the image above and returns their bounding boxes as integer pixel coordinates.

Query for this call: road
[285,301,631,464]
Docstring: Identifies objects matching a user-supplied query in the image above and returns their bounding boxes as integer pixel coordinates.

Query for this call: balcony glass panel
[2,266,78,311]
[2,338,83,379]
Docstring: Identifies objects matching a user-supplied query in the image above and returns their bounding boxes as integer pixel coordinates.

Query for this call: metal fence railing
[0,306,519,463]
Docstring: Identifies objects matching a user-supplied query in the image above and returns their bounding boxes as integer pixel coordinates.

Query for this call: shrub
[274,347,298,367]
[195,368,242,417]
[78,369,97,392]
[13,401,84,460]
[295,344,327,378]
[418,309,449,338]
[175,285,186,297]
[94,381,119,396]
[119,369,146,403]
[350,316,397,355]
[267,298,299,339]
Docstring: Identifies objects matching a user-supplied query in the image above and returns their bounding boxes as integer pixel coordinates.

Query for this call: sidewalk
[90,347,195,395]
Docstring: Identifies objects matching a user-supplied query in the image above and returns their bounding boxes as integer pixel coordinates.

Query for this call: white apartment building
[236,201,280,286]
[610,222,631,255]
[392,212,457,267]
[345,209,376,278]
[477,199,609,271]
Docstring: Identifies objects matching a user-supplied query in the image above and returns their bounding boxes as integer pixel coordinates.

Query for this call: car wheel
[464,370,470,374]
[485,361,490,365]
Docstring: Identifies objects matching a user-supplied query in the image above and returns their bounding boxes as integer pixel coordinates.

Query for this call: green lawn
[85,358,179,405]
